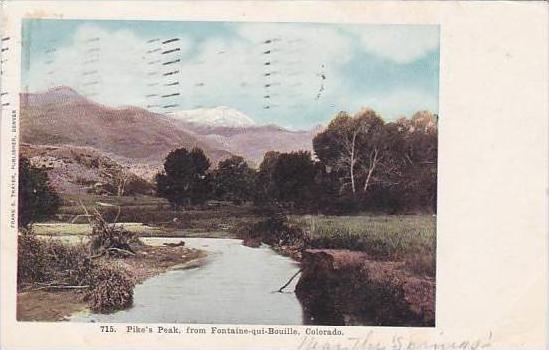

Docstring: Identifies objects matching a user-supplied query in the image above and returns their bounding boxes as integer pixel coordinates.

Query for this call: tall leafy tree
[156,147,211,207]
[395,112,438,212]
[254,151,281,205]
[313,108,386,197]
[18,157,61,228]
[272,151,317,207]
[255,151,316,208]
[212,156,255,204]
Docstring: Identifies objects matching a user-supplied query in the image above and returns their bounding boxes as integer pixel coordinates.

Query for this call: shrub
[85,208,140,257]
[17,233,90,286]
[18,157,61,228]
[232,213,309,248]
[18,233,136,312]
[86,263,135,312]
[17,234,48,284]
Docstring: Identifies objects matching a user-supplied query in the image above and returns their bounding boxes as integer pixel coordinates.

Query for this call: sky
[22,19,439,130]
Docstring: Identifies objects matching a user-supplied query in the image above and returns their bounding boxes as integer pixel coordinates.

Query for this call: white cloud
[27,22,354,121]
[26,24,193,108]
[25,22,438,128]
[187,23,355,123]
[350,26,439,64]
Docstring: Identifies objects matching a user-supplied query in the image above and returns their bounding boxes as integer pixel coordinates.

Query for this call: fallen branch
[34,281,67,286]
[24,284,90,292]
[106,247,135,256]
[90,251,106,259]
[163,241,185,247]
[276,268,303,293]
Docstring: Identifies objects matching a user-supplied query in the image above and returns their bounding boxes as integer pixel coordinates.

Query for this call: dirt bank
[295,249,435,326]
[17,243,206,321]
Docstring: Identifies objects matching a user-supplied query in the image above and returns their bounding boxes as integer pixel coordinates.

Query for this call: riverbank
[17,241,206,321]
[295,249,435,326]
[234,214,436,326]
[26,196,436,325]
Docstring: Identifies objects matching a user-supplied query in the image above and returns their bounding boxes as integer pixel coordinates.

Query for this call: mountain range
[20,87,320,190]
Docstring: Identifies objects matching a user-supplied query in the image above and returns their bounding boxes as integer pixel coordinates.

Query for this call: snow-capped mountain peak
[170,106,256,128]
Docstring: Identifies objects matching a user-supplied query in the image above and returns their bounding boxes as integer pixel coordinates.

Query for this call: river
[71,237,305,324]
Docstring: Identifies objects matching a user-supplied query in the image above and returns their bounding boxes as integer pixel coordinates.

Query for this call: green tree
[394,112,438,212]
[271,151,317,208]
[212,156,255,204]
[254,151,281,205]
[255,151,316,208]
[313,108,386,197]
[313,108,438,213]
[18,157,61,228]
[156,147,211,207]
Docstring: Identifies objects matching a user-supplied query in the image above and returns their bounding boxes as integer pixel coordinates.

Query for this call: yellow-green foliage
[290,214,436,276]
[32,223,166,236]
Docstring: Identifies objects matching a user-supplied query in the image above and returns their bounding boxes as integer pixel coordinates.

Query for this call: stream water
[71,237,305,324]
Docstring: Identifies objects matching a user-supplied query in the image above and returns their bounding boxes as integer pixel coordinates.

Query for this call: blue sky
[22,19,439,130]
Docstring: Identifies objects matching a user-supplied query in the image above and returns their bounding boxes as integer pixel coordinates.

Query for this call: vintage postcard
[0,1,547,350]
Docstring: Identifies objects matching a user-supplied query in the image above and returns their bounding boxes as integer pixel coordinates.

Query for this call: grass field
[56,194,259,231]
[45,194,436,276]
[290,214,436,277]
[32,222,168,236]
[58,194,171,220]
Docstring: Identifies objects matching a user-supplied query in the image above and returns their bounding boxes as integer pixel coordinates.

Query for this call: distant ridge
[21,87,321,167]
[20,86,232,164]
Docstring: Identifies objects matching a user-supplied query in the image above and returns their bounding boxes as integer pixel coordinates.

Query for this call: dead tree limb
[90,251,106,259]
[276,269,303,293]
[24,285,90,292]
[106,247,135,256]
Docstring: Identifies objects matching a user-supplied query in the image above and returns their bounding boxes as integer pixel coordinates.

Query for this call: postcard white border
[1,1,547,349]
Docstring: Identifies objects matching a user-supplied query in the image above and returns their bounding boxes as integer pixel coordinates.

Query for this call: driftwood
[106,247,135,256]
[78,200,138,258]
[90,247,135,259]
[163,241,185,247]
[90,251,106,259]
[23,284,90,292]
[276,269,303,293]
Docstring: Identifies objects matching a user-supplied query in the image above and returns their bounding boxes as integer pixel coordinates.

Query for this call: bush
[232,213,309,248]
[85,208,140,257]
[17,233,90,286]
[18,233,136,312]
[17,234,49,284]
[86,263,134,312]
[18,157,61,228]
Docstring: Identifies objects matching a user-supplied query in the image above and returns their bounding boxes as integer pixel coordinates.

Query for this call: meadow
[56,194,259,231]
[39,194,436,278]
[31,222,167,237]
[290,214,436,277]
